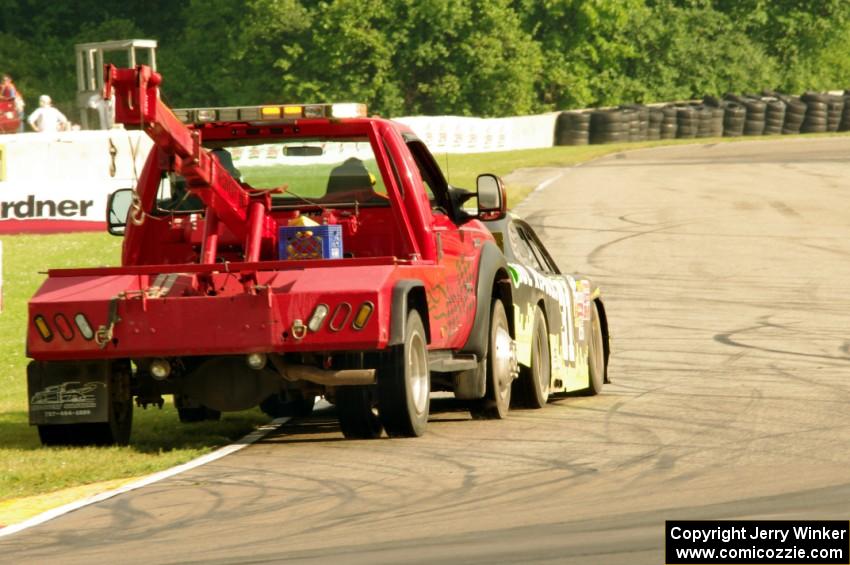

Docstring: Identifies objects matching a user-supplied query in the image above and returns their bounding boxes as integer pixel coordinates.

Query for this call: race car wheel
[584,301,605,396]
[515,305,550,409]
[470,299,512,419]
[337,386,383,439]
[378,308,430,437]
[260,390,316,418]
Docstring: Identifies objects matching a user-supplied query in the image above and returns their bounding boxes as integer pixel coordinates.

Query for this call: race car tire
[337,385,383,439]
[581,302,606,396]
[514,305,550,409]
[378,309,430,437]
[470,299,512,419]
[260,390,316,418]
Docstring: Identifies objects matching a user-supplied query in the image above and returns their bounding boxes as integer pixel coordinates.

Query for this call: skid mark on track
[714,316,850,363]
[769,201,801,218]
[586,221,689,271]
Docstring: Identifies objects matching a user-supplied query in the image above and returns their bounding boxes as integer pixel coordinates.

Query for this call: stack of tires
[660,105,678,139]
[647,107,664,140]
[827,95,845,132]
[721,101,746,136]
[675,105,697,138]
[559,86,849,147]
[800,92,828,133]
[555,111,591,145]
[840,92,850,131]
[622,104,650,142]
[589,109,628,144]
[692,104,714,138]
[781,96,807,134]
[701,96,726,137]
[762,98,786,135]
[621,107,640,142]
[724,95,766,135]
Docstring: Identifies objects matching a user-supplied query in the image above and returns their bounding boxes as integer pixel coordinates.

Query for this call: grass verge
[1,131,847,522]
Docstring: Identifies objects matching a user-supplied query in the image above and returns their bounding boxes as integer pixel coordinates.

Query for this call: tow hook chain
[95,297,121,349]
[108,138,118,177]
[129,190,145,226]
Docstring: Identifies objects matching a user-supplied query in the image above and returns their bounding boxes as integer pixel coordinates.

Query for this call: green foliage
[0,1,848,119]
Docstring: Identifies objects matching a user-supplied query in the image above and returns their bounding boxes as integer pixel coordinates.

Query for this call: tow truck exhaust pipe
[269,354,375,386]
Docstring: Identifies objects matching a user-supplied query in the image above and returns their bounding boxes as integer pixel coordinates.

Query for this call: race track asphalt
[2,137,849,564]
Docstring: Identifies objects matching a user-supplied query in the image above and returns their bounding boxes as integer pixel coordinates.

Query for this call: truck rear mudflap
[28,263,397,361]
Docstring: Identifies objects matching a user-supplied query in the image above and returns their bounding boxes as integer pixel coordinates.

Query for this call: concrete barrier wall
[394,113,560,153]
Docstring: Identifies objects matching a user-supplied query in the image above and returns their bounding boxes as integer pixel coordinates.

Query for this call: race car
[485,213,610,407]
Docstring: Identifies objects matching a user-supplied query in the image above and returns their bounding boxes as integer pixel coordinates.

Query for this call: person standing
[27,95,69,133]
[1,74,25,132]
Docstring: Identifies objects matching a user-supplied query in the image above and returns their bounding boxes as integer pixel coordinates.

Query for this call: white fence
[0,112,558,233]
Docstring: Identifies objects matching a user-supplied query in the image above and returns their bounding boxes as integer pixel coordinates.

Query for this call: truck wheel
[514,305,550,409]
[337,386,383,438]
[38,368,134,446]
[581,302,605,396]
[470,299,512,419]
[260,391,316,418]
[175,395,221,423]
[378,309,430,437]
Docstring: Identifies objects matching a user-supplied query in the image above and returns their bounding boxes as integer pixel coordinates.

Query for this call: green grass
[0,234,268,502]
[2,131,848,507]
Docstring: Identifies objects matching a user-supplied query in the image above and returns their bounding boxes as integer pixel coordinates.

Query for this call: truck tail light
[74,313,95,340]
[352,302,373,331]
[307,304,329,332]
[328,303,351,332]
[33,315,53,342]
[53,313,75,341]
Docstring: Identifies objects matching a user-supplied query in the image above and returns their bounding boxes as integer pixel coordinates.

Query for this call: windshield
[155,137,389,213]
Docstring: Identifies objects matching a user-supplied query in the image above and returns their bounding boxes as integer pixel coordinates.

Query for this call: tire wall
[554,89,850,146]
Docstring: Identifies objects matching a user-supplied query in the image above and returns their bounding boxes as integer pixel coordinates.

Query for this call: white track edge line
[0,416,290,538]
[533,172,564,193]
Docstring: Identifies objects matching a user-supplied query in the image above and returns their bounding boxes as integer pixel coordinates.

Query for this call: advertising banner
[0,130,152,234]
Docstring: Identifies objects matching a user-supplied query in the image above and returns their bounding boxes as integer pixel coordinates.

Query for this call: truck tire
[337,386,383,439]
[175,395,221,423]
[378,309,430,437]
[470,299,512,419]
[260,391,316,418]
[514,305,550,409]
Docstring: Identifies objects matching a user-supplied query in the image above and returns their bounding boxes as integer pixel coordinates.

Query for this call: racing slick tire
[337,386,383,439]
[470,299,513,419]
[377,308,430,437]
[580,301,606,396]
[38,364,134,446]
[514,305,550,409]
[260,390,316,418]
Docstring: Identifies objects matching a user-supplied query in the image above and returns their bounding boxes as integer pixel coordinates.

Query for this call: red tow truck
[26,65,518,445]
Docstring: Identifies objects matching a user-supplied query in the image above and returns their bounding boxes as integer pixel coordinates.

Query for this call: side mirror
[476,174,507,221]
[106,189,134,236]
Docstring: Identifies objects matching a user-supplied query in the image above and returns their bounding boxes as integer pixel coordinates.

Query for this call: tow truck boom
[103,64,273,262]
